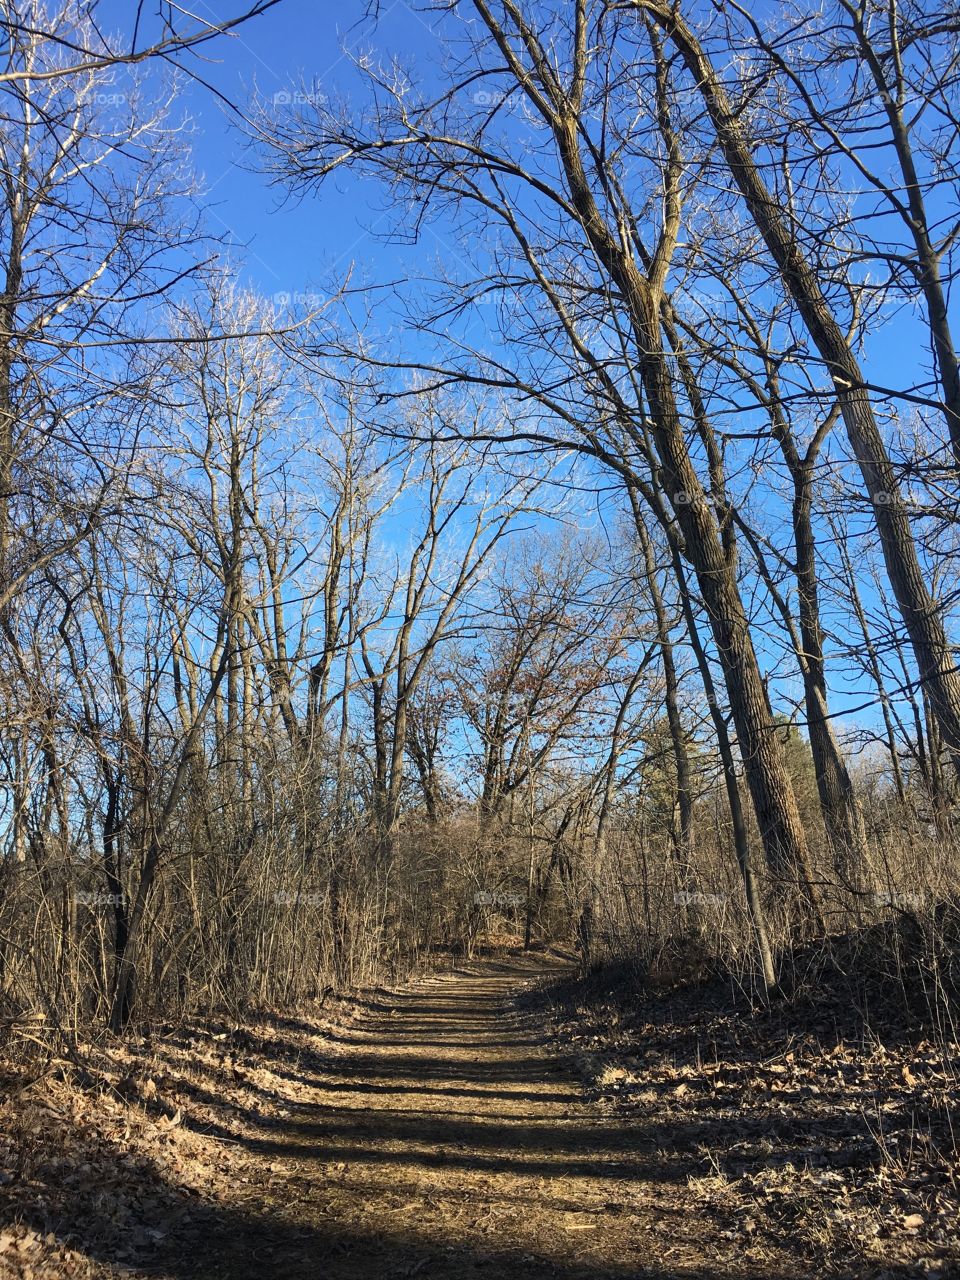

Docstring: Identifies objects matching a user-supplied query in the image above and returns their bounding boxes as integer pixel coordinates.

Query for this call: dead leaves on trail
[2,964,959,1280]
[544,979,960,1279]
[0,1002,342,1279]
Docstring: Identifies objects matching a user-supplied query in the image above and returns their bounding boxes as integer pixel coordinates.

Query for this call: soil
[184,952,803,1279]
[2,951,954,1278]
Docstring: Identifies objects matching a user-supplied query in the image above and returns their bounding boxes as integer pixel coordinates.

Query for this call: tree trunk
[649,3,960,778]
[669,543,779,994]
[552,114,819,913]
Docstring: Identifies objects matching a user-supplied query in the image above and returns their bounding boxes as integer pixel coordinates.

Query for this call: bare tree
[259,0,824,915]
[0,0,284,87]
[636,0,960,779]
[357,413,544,859]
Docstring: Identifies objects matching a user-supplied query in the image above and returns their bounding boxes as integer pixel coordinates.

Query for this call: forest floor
[0,948,957,1279]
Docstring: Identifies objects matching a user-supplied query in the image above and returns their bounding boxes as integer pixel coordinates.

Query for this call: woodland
[0,2,958,1276]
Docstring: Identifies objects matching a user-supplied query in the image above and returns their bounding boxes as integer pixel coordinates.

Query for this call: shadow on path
[8,954,840,1278]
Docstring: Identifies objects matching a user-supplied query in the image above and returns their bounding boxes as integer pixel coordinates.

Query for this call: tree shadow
[4,959,927,1279]
[2,1105,812,1280]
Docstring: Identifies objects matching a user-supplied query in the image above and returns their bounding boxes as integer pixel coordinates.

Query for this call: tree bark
[644,0,960,778]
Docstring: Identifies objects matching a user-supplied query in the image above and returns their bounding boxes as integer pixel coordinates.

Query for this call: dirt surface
[164,953,802,1279]
[536,962,960,1280]
[12,951,944,1278]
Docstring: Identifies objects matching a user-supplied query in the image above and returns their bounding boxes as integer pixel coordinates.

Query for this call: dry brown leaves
[543,973,960,1279]
[0,998,345,1279]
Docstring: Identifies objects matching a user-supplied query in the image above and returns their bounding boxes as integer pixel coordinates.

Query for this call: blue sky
[98,0,438,302]
[98,1,929,383]
[87,0,950,758]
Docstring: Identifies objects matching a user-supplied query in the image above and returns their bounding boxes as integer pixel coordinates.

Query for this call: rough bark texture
[645,0,960,778]
[549,112,818,906]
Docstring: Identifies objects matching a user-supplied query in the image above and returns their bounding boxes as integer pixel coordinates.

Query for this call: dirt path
[179,954,800,1280]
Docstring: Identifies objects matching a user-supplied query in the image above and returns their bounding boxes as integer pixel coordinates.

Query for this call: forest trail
[181,954,799,1280]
